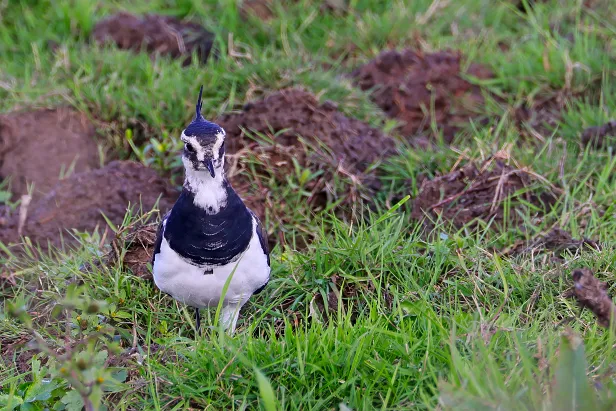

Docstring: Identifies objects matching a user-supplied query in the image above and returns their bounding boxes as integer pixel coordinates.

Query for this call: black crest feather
[195,85,204,121]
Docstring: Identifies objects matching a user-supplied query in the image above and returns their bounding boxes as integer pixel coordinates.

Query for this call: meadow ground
[1,0,616,409]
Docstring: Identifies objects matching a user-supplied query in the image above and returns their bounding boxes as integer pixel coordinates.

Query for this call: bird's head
[180,86,226,178]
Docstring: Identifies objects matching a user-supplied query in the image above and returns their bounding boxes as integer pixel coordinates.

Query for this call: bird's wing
[249,209,270,266]
[152,212,170,266]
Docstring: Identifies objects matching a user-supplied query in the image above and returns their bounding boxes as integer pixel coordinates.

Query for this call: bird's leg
[220,303,243,335]
[195,307,201,334]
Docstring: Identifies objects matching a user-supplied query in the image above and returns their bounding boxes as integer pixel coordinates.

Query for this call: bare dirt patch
[92,12,215,66]
[350,49,493,144]
[411,156,559,229]
[313,274,393,322]
[217,87,398,245]
[0,161,178,250]
[503,227,600,256]
[0,108,101,201]
[581,120,616,149]
[219,87,396,174]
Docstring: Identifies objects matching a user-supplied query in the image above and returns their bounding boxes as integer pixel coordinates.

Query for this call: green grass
[2,0,616,409]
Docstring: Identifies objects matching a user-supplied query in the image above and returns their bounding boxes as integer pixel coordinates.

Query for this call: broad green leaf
[111,311,133,319]
[60,390,83,411]
[102,369,128,393]
[0,394,24,410]
[254,367,278,411]
[24,379,59,403]
[19,402,40,411]
[552,332,598,411]
[92,350,109,368]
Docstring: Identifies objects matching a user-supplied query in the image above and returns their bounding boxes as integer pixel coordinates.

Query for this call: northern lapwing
[152,86,270,334]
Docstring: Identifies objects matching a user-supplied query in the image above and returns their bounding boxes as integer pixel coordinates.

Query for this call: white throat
[184,164,228,214]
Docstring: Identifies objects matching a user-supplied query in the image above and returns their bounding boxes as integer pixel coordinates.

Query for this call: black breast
[163,184,253,267]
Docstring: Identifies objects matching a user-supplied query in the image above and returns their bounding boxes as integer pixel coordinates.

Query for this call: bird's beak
[204,159,215,178]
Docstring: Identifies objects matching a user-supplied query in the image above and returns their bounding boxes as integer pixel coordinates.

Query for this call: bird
[151,85,270,334]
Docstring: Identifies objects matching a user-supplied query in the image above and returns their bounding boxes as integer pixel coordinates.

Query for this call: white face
[180,129,226,175]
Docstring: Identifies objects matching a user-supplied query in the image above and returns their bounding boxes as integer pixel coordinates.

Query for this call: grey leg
[195,307,201,333]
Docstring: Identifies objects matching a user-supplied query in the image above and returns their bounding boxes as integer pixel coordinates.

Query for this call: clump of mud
[0,161,177,250]
[240,0,275,21]
[217,87,397,245]
[106,219,159,280]
[581,120,616,149]
[503,227,600,256]
[570,268,616,329]
[0,108,101,200]
[92,12,214,66]
[219,87,397,174]
[514,95,565,141]
[313,274,393,322]
[350,49,492,144]
[411,156,558,229]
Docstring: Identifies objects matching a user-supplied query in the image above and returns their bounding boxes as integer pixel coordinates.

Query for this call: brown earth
[217,87,398,245]
[350,49,493,144]
[104,219,159,281]
[0,334,35,376]
[0,161,178,250]
[581,120,616,149]
[240,0,275,21]
[503,227,600,256]
[0,108,101,201]
[570,268,616,329]
[239,0,346,21]
[92,12,214,66]
[411,156,559,229]
[514,95,565,142]
[313,274,393,322]
[219,87,397,174]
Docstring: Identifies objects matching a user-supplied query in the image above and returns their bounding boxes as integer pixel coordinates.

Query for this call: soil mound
[350,49,492,144]
[581,120,616,149]
[217,87,397,246]
[219,87,397,174]
[0,161,178,249]
[0,108,100,200]
[411,157,558,229]
[92,12,214,66]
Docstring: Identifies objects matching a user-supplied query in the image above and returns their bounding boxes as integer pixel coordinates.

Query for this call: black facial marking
[185,143,195,153]
[218,141,225,160]
[204,269,213,275]
[164,183,253,267]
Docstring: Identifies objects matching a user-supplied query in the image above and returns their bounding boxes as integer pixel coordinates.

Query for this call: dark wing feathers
[249,210,270,266]
[249,209,270,295]
[151,212,169,266]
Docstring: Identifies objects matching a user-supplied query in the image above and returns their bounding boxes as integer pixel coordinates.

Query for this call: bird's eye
[185,143,195,153]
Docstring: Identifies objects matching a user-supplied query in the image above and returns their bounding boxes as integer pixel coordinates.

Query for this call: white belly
[152,217,270,309]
